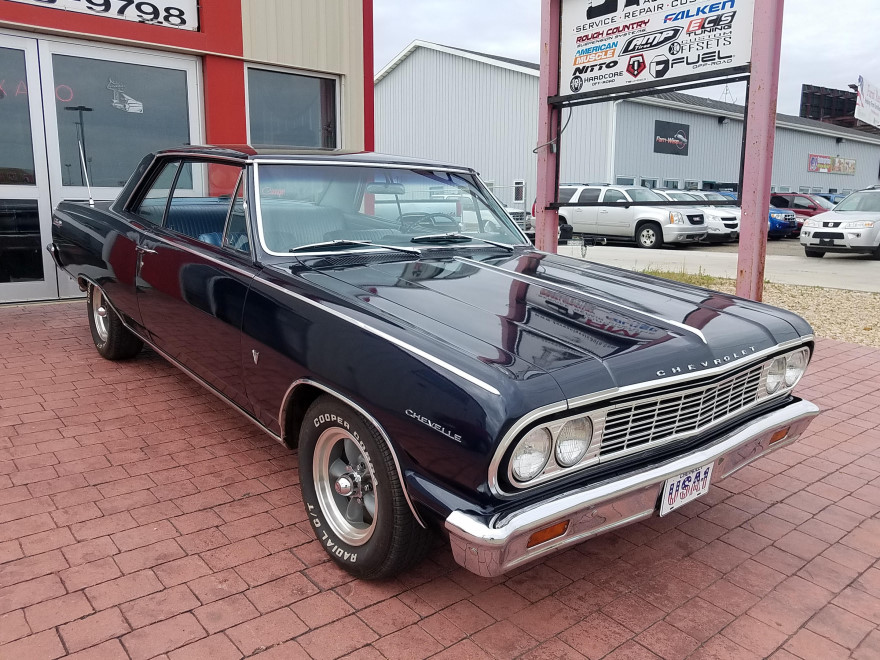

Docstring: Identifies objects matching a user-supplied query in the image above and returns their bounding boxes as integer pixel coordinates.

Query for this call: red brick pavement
[1,301,879,659]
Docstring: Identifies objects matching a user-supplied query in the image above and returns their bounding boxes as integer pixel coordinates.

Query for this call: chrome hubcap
[91,289,109,342]
[314,428,377,546]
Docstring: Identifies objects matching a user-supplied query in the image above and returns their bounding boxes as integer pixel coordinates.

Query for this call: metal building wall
[375,46,611,206]
[771,128,880,192]
[241,0,366,151]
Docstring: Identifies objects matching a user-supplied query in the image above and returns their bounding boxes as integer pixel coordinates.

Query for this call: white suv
[557,185,707,248]
[655,190,740,243]
[800,187,880,258]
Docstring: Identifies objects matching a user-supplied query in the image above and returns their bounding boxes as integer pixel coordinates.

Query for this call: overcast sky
[374,0,878,116]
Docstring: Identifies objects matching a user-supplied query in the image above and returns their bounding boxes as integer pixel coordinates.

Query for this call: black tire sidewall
[298,400,396,576]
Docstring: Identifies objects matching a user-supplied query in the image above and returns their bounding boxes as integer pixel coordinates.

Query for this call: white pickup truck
[557,185,707,248]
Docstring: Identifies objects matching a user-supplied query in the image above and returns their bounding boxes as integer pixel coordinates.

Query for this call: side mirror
[807,205,818,211]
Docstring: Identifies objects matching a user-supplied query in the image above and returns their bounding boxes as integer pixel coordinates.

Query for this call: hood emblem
[656,346,757,377]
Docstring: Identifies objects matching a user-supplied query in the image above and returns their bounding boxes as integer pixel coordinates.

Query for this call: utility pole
[535,0,561,253]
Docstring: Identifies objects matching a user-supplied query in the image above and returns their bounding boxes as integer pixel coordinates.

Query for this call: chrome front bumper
[446,399,819,577]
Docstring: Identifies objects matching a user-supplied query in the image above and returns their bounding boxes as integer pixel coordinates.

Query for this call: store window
[0,48,36,185]
[615,176,635,186]
[798,186,811,193]
[684,180,699,190]
[663,179,680,189]
[0,200,42,283]
[248,68,337,149]
[640,178,658,189]
[52,54,191,188]
[778,186,790,192]
[513,180,525,202]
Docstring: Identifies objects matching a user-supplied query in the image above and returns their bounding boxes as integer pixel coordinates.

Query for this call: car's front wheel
[804,248,825,258]
[298,395,433,579]
[636,222,663,249]
[86,284,143,360]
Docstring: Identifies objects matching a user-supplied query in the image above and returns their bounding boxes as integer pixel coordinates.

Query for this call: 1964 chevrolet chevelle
[49,146,819,579]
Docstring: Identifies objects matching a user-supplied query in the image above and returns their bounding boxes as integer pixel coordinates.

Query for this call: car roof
[152,145,474,171]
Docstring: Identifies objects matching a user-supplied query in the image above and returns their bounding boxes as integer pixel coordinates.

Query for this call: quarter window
[223,177,250,253]
[164,161,244,245]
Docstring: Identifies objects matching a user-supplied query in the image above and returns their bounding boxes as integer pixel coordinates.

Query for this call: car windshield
[255,164,526,253]
[701,192,730,202]
[668,192,698,202]
[625,188,665,202]
[812,196,835,210]
[833,191,880,213]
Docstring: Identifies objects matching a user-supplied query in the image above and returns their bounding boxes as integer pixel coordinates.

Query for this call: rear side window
[558,187,578,202]
[602,189,627,204]
[577,188,601,203]
[770,195,790,208]
[136,160,181,225]
[165,161,244,245]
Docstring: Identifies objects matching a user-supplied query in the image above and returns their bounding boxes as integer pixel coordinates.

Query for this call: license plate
[660,463,714,515]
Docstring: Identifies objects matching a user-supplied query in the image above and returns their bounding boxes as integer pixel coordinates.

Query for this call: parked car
[48,146,819,578]
[653,190,739,243]
[716,192,797,239]
[770,192,836,236]
[800,187,880,258]
[816,193,847,205]
[556,185,707,248]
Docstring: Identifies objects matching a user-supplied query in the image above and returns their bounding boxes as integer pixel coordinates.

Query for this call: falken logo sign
[620,27,683,55]
[560,0,754,97]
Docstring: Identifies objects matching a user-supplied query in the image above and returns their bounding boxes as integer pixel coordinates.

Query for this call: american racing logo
[620,27,683,55]
[627,54,647,78]
[664,0,736,23]
[669,34,732,55]
[649,50,734,78]
[688,10,736,34]
[656,346,757,377]
[573,40,618,66]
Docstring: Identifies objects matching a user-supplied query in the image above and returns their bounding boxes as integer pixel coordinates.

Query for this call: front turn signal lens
[527,520,570,548]
[770,428,790,445]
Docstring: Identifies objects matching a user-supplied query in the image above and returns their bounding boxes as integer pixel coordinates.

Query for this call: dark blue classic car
[49,146,819,579]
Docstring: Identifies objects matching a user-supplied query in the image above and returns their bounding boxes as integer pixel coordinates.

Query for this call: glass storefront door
[0,35,57,303]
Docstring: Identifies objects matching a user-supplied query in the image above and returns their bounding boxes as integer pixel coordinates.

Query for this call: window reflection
[248,68,337,149]
[52,55,190,187]
[0,200,43,283]
[0,48,36,185]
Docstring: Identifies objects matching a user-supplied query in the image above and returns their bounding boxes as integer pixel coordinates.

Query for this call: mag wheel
[298,396,433,579]
[86,285,143,360]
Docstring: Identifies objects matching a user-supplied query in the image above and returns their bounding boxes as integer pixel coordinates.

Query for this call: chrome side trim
[132,226,257,280]
[250,159,473,172]
[448,399,820,576]
[79,277,282,446]
[279,378,426,528]
[487,335,814,497]
[254,275,501,396]
[456,256,708,344]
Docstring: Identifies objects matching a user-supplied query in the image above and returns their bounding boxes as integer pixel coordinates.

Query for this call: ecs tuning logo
[626,54,646,78]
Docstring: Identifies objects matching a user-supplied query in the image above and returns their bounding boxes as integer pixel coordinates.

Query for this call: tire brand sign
[561,0,755,97]
[7,0,199,31]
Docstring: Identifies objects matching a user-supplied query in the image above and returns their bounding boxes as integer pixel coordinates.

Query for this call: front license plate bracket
[659,462,714,516]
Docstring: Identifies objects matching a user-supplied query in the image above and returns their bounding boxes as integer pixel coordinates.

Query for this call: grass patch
[639,266,734,290]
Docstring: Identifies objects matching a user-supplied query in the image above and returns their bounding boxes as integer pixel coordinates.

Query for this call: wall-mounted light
[718,117,730,125]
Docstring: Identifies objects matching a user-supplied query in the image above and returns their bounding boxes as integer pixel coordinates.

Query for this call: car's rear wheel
[804,248,825,258]
[298,395,433,579]
[87,285,143,360]
[636,222,663,249]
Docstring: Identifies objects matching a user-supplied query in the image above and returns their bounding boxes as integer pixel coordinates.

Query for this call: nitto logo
[620,27,682,55]
[626,54,647,78]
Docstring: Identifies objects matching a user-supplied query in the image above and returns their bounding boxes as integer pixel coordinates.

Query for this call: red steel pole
[536,0,561,253]
[735,0,785,301]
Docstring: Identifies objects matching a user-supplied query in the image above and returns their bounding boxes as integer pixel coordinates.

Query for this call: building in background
[0,0,373,303]
[375,42,880,210]
[800,84,880,135]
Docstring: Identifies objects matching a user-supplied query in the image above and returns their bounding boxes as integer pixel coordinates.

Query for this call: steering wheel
[398,212,459,233]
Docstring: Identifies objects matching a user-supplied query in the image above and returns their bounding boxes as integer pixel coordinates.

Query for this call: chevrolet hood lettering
[656,346,758,377]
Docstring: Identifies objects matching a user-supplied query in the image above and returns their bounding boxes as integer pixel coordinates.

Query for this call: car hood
[811,210,876,223]
[272,248,810,400]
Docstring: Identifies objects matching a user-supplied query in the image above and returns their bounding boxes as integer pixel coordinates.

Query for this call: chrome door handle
[136,246,157,254]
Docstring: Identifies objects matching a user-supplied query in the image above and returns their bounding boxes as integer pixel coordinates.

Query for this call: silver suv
[557,185,707,248]
[800,187,880,258]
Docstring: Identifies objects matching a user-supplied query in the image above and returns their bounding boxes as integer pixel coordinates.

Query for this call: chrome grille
[599,364,763,457]
[687,214,704,225]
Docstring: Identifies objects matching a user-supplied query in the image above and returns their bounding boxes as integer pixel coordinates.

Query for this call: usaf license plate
[659,463,714,516]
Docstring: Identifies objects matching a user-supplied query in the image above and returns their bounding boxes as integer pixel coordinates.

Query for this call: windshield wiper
[409,233,515,251]
[289,240,420,255]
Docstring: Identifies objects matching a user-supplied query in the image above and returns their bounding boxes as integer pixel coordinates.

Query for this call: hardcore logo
[620,27,683,55]
[627,54,647,78]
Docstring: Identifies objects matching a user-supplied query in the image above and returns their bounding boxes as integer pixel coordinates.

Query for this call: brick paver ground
[1,301,879,660]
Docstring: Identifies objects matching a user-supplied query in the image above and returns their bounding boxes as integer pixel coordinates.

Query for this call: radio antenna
[78,140,94,208]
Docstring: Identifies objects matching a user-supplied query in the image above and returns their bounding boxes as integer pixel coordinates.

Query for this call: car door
[132,158,258,407]
[598,188,632,237]
[792,196,818,216]
[569,187,601,234]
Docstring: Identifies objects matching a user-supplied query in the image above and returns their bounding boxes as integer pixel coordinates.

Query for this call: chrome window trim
[253,273,502,396]
[278,378,426,528]
[455,256,709,345]
[488,336,814,497]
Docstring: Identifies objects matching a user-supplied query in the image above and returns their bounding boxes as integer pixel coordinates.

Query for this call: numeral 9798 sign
[11,0,199,31]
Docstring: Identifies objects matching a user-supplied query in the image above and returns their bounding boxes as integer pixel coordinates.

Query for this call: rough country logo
[571,75,585,93]
[620,27,683,55]
[627,54,647,78]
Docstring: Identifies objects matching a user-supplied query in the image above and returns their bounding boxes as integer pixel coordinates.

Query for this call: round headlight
[785,350,808,387]
[766,357,786,394]
[555,418,593,467]
[511,428,551,482]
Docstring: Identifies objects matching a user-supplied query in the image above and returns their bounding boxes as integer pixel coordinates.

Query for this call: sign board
[7,0,199,31]
[855,75,880,130]
[808,154,856,175]
[560,0,755,97]
[654,120,689,155]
